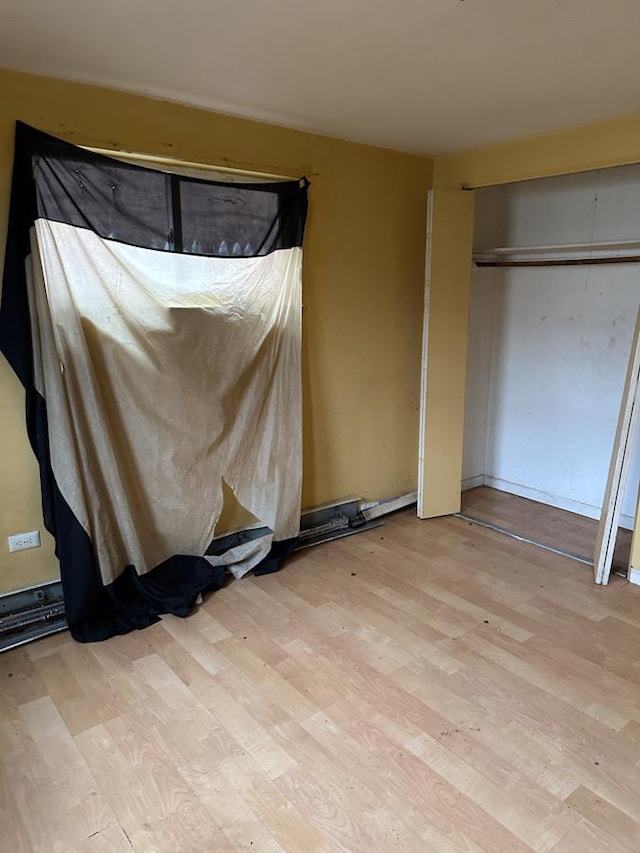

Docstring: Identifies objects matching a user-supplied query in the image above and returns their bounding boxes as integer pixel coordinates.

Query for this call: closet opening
[460,164,640,576]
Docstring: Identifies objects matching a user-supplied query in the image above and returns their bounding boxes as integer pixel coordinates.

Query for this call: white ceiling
[1,0,640,156]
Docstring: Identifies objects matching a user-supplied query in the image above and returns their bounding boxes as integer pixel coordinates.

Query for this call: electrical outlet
[7,530,41,553]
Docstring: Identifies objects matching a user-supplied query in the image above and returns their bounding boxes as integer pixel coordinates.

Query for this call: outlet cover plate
[8,530,41,553]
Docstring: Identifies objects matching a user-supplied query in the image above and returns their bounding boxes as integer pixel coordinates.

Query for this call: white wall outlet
[7,530,41,553]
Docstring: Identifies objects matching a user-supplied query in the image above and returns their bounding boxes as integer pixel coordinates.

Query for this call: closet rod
[476,256,640,268]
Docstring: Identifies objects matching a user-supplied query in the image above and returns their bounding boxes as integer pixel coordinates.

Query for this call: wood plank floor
[2,510,640,852]
[461,486,633,570]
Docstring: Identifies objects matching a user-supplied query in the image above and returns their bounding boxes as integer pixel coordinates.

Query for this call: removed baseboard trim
[484,475,635,531]
[296,497,381,549]
[209,497,365,546]
[0,618,67,654]
[0,580,67,654]
[206,525,271,556]
[294,520,384,550]
[362,491,417,522]
[208,495,383,557]
[0,576,60,600]
[461,475,485,491]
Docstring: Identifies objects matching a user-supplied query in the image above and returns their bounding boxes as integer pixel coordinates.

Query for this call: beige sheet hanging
[30,219,303,583]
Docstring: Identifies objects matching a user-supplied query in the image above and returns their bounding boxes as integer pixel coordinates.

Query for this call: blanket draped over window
[0,123,308,642]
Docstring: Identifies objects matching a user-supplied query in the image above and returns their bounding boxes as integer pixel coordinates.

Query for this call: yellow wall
[435,111,640,190]
[0,68,433,591]
[424,112,640,566]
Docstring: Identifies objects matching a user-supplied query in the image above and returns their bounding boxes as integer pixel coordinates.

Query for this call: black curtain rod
[475,256,640,269]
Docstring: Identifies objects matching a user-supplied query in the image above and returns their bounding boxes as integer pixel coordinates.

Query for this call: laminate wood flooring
[2,509,640,851]
[461,486,633,570]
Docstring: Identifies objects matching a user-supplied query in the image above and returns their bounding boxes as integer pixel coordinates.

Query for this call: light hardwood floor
[2,510,640,852]
[461,486,633,569]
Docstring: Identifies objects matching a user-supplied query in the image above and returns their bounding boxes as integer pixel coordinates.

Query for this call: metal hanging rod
[473,238,640,268]
[83,146,299,182]
[476,256,640,268]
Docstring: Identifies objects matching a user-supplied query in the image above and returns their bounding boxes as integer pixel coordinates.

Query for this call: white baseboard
[462,475,485,491]
[362,491,417,521]
[483,475,635,531]
[628,567,640,585]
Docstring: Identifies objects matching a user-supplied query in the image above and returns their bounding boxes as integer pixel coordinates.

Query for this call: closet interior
[461,164,640,573]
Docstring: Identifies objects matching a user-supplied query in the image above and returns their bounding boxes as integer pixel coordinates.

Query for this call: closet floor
[461,486,632,571]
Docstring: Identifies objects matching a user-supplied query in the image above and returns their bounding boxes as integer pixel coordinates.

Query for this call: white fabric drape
[29,219,302,583]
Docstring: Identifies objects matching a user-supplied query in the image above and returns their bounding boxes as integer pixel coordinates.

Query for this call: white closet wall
[464,165,640,527]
